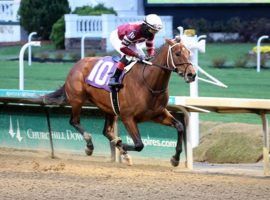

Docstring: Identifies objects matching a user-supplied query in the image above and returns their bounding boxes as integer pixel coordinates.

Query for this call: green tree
[50,4,116,49]
[50,16,65,49]
[18,0,70,40]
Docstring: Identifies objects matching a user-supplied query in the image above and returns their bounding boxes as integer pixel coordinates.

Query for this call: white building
[0,0,145,43]
[0,0,173,50]
[0,0,22,42]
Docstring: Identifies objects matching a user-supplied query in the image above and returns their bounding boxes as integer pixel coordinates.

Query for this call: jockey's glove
[137,54,146,61]
[145,55,154,61]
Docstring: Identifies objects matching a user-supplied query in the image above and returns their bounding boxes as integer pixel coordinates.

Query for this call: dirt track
[0,148,269,200]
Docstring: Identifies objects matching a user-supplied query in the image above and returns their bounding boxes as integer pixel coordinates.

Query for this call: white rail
[178,26,227,149]
[257,35,269,73]
[19,41,41,90]
[81,34,92,59]
[28,32,37,66]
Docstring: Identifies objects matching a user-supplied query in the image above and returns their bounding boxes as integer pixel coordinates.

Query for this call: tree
[18,0,70,40]
[50,16,65,49]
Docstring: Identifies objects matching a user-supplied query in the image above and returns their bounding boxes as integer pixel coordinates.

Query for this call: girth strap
[110,89,120,115]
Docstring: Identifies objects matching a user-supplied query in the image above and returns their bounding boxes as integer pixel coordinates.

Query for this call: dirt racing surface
[0,148,269,200]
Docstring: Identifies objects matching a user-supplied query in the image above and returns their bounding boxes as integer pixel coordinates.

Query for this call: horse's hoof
[85,146,94,156]
[170,156,179,167]
[121,154,133,166]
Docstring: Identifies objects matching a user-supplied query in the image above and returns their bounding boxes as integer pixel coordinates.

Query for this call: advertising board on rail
[0,90,185,161]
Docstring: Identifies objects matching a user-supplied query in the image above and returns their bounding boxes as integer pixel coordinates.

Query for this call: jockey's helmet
[143,14,163,33]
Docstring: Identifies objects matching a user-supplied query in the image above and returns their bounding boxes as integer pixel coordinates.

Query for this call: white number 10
[87,60,114,85]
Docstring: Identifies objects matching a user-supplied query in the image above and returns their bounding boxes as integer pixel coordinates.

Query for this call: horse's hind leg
[70,103,94,156]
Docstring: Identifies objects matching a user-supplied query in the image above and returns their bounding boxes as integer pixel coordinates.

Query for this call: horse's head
[165,37,196,83]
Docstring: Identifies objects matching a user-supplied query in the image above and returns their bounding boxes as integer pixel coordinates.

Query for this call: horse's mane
[153,37,180,59]
[152,42,167,59]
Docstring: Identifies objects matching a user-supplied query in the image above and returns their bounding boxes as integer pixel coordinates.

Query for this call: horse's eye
[175,52,181,56]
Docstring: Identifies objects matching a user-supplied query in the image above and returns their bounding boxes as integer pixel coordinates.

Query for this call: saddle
[85,56,136,92]
[85,56,137,115]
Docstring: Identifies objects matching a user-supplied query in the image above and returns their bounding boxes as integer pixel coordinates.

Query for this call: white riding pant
[109,29,145,60]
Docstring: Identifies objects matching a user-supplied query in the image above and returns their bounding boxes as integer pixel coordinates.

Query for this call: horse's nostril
[186,73,196,81]
[187,73,194,78]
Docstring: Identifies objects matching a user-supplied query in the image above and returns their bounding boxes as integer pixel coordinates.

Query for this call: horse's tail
[19,85,67,105]
[42,85,67,105]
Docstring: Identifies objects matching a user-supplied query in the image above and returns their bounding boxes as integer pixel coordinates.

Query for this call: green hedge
[182,17,270,42]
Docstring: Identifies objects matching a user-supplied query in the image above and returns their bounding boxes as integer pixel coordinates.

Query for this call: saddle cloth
[85,56,136,92]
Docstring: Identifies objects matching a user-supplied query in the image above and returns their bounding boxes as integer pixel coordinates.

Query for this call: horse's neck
[142,45,171,91]
[142,63,171,92]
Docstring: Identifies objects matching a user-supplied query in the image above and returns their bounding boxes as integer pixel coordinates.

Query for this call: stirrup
[109,83,123,90]
[109,82,123,86]
[109,83,123,93]
[108,78,123,87]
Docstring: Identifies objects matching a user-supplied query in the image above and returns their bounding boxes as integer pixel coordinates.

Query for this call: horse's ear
[165,38,174,45]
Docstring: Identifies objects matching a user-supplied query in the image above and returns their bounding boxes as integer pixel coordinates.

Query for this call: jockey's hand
[137,54,146,61]
[145,55,154,61]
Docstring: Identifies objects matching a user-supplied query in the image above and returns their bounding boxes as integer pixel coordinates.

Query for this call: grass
[0,42,269,124]
[0,60,71,90]
[0,42,55,59]
[200,43,255,66]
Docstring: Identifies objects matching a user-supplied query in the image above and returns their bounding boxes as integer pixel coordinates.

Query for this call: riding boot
[108,67,124,87]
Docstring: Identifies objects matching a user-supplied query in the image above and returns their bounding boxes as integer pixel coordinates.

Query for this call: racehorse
[43,37,196,166]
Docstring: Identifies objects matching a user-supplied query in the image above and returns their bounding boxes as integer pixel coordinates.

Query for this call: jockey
[108,14,163,87]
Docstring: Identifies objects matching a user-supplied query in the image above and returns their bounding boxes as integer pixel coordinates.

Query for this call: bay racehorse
[42,37,196,166]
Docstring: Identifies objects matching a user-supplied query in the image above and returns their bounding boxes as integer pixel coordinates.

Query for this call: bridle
[142,42,193,94]
[166,42,192,75]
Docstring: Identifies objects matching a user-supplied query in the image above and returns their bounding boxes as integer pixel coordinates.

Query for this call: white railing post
[179,26,228,150]
[19,41,41,90]
[28,32,37,66]
[257,35,269,73]
[81,34,92,59]
[179,27,207,148]
[189,35,199,148]
[177,26,184,36]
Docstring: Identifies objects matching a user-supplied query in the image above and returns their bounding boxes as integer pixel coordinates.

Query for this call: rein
[141,43,192,94]
[147,43,192,73]
[142,64,168,95]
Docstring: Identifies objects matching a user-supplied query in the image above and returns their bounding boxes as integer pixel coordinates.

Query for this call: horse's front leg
[153,109,186,167]
[103,115,142,165]
[121,118,144,152]
[116,118,144,165]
